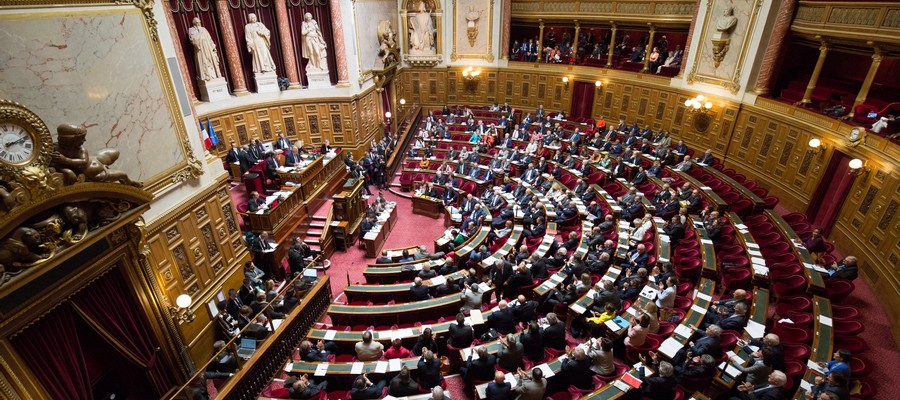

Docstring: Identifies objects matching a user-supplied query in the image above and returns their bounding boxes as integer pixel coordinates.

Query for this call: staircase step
[303,238,320,246]
[306,228,324,236]
[311,215,328,221]
[309,222,326,228]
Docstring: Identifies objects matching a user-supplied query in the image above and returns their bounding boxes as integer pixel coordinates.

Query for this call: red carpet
[325,190,451,299]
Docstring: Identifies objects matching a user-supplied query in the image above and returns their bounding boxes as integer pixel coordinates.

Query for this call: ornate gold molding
[451,0,495,62]
[686,0,762,94]
[172,137,204,184]
[132,0,158,42]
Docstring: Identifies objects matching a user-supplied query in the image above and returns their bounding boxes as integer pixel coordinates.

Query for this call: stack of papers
[571,304,587,314]
[314,363,329,376]
[690,304,708,315]
[744,320,766,339]
[674,324,693,339]
[536,363,555,378]
[658,337,683,358]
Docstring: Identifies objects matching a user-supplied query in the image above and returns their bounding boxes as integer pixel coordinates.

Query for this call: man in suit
[249,140,265,161]
[672,324,723,366]
[497,334,525,372]
[610,159,627,178]
[410,277,432,301]
[448,313,474,348]
[273,133,291,150]
[349,373,386,399]
[264,152,281,180]
[226,289,244,319]
[284,375,328,400]
[359,215,376,240]
[514,367,546,400]
[697,149,715,165]
[485,371,512,399]
[624,243,649,271]
[542,312,567,351]
[463,346,497,382]
[676,155,694,172]
[239,145,256,173]
[718,302,749,331]
[488,300,517,335]
[825,256,858,280]
[251,231,275,278]
[561,347,594,390]
[243,315,269,340]
[417,350,443,389]
[511,294,539,323]
[283,146,301,167]
[664,215,685,246]
[592,280,622,311]
[730,370,787,400]
[247,191,266,212]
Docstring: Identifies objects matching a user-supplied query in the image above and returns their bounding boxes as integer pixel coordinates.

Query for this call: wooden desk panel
[327,293,463,326]
[765,210,826,294]
[412,194,444,218]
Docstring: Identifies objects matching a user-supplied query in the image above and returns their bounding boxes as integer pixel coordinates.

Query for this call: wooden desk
[765,210,826,294]
[412,194,444,218]
[793,296,833,400]
[327,293,463,326]
[344,270,477,303]
[701,164,766,211]
[362,203,398,258]
[669,169,728,211]
[361,259,448,284]
[715,288,770,388]
[728,212,769,284]
[691,218,719,278]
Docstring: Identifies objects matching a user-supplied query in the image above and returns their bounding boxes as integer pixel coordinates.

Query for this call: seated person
[354,331,384,361]
[462,346,497,382]
[384,337,412,359]
[350,373,387,399]
[205,340,238,379]
[298,339,338,362]
[247,191,266,212]
[284,375,328,399]
[410,277,432,301]
[388,366,419,397]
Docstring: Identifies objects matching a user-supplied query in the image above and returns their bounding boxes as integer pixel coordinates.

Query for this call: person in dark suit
[623,244,649,271]
[697,149,715,165]
[249,140,265,161]
[388,366,419,397]
[359,215,376,240]
[718,303,749,331]
[561,347,593,390]
[497,334,525,372]
[825,256,858,280]
[225,289,244,319]
[663,215,686,247]
[542,312,567,352]
[448,313,474,348]
[742,334,785,373]
[485,371,512,400]
[632,353,677,400]
[488,301,517,335]
[264,152,280,180]
[463,346,497,382]
[238,277,256,305]
[417,350,443,389]
[284,146,301,167]
[247,191,266,212]
[672,324,723,366]
[504,265,533,299]
[520,321,544,362]
[284,375,328,399]
[511,295,539,323]
[410,277,432,301]
[349,373,386,399]
[243,315,269,340]
[729,370,787,400]
[273,134,291,150]
[298,340,337,362]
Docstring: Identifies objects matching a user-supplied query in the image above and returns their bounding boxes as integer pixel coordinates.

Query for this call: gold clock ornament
[0,100,54,180]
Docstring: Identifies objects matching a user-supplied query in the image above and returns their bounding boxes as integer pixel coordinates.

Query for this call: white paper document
[612,380,632,392]
[745,320,766,339]
[696,292,712,301]
[571,303,587,314]
[470,309,485,325]
[674,324,693,339]
[819,315,833,326]
[314,363,329,376]
[375,361,388,373]
[690,304,708,315]
[658,337,683,358]
[323,330,337,340]
[351,362,364,374]
[536,363,555,378]
[388,358,402,372]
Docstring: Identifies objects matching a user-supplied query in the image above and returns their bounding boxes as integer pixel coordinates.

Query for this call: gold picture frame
[451,0,494,62]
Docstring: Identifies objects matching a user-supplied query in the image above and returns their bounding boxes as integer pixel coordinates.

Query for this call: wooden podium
[332,178,365,250]
[412,194,443,218]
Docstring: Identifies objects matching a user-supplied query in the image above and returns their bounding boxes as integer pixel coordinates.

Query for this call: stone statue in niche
[188,17,222,81]
[51,124,143,187]
[189,17,230,102]
[301,13,329,72]
[465,6,483,47]
[245,13,276,73]
[711,7,738,68]
[408,0,436,55]
[245,13,279,93]
[377,20,399,67]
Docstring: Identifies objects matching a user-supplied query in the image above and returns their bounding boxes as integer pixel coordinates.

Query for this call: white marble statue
[188,17,222,81]
[715,7,738,38]
[301,12,329,72]
[409,1,436,54]
[245,13,276,73]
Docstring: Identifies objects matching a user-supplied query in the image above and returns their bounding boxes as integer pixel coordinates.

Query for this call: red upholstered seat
[772,321,813,343]
[773,274,808,297]
[783,358,807,377]
[850,355,873,378]
[721,268,752,290]
[825,279,855,303]
[832,305,860,321]
[855,378,877,399]
[324,390,349,400]
[673,296,693,310]
[781,342,811,360]
[545,391,572,400]
[834,320,864,336]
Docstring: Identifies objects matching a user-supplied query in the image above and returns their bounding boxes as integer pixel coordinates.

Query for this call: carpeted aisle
[324,190,451,299]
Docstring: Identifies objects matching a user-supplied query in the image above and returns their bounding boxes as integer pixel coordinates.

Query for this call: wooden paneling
[204,90,382,161]
[145,178,249,364]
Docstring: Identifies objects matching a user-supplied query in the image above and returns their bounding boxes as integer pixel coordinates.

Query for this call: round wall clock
[0,100,54,179]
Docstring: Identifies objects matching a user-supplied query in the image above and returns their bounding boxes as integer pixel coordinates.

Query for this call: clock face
[0,122,35,164]
[849,128,861,141]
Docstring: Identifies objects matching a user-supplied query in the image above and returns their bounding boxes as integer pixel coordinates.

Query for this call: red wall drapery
[286,0,338,86]
[570,81,596,120]
[807,151,855,235]
[10,306,92,400]
[69,270,175,397]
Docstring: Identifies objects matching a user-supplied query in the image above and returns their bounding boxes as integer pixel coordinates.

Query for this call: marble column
[754,0,797,95]
[274,0,301,89]
[801,40,829,105]
[161,0,198,103]
[500,0,511,60]
[536,20,545,64]
[571,21,581,65]
[215,0,249,95]
[329,0,350,85]
[680,0,701,76]
[849,47,883,118]
[642,25,655,73]
[606,23,617,68]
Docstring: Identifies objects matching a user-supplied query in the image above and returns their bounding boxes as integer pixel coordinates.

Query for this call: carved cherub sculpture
[52,124,143,187]
[0,226,50,274]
